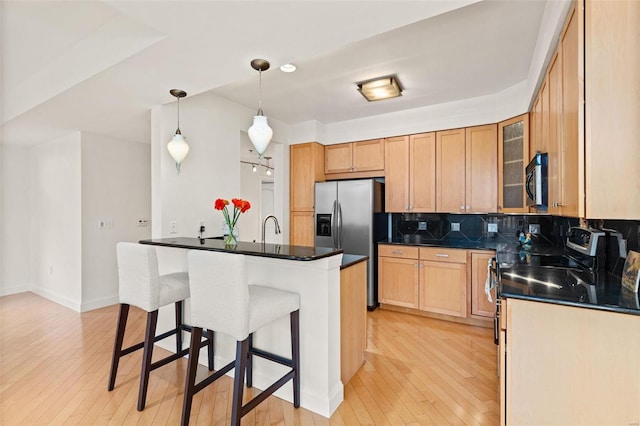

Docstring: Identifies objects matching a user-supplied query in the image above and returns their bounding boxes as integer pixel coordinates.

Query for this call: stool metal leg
[291,310,300,408]
[137,310,158,411]
[108,303,130,391]
[181,326,203,426]
[231,339,250,426]
[175,301,183,353]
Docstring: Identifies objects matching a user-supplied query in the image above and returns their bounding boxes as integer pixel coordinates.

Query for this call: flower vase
[224,231,237,246]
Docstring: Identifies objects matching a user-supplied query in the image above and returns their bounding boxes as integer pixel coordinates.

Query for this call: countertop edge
[340,255,368,270]
[500,292,640,316]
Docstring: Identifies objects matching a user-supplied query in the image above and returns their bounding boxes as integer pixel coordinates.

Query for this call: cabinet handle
[409,205,413,210]
[460,205,465,210]
[391,250,403,255]
[435,253,449,258]
[466,205,470,210]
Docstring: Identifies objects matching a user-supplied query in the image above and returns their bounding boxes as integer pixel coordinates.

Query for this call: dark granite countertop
[379,237,504,251]
[140,237,343,261]
[341,254,368,269]
[497,250,640,316]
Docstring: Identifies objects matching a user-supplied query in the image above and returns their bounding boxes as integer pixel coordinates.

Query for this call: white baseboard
[81,295,119,312]
[0,285,29,297]
[30,286,82,312]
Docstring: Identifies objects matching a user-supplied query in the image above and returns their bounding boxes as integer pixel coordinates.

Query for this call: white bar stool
[108,242,214,411]
[181,251,300,426]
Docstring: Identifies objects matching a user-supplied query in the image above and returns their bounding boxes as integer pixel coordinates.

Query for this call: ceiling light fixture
[247,59,273,159]
[167,89,189,174]
[280,63,296,73]
[357,76,403,102]
[265,156,272,176]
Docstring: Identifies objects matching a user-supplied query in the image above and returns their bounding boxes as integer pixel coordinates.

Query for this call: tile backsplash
[391,213,640,277]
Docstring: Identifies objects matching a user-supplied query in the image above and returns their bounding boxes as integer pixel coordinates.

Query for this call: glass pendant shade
[248,115,273,155]
[167,132,189,174]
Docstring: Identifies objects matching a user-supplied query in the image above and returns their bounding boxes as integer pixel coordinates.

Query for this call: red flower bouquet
[214,198,251,245]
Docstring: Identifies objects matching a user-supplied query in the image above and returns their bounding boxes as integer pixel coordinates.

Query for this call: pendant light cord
[176,97,181,134]
[257,69,264,116]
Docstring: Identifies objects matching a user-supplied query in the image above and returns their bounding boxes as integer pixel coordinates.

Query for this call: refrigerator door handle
[337,201,343,248]
[331,200,338,248]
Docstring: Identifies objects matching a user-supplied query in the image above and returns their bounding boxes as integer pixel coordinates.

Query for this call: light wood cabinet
[324,139,384,178]
[470,251,495,318]
[340,260,367,384]
[583,0,640,219]
[466,124,498,213]
[418,248,467,317]
[290,142,324,212]
[289,211,315,247]
[289,142,324,246]
[501,298,640,426]
[498,115,529,213]
[436,126,498,213]
[436,129,466,212]
[378,246,419,309]
[384,133,436,213]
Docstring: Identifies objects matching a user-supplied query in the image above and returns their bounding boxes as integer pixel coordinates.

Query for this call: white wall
[1,145,31,295]
[153,91,290,243]
[81,133,151,311]
[29,132,83,310]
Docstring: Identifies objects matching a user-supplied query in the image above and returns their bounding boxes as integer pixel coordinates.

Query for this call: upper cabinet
[324,139,384,178]
[385,133,436,213]
[529,0,640,219]
[582,0,640,219]
[290,142,325,212]
[498,114,529,213]
[436,126,498,213]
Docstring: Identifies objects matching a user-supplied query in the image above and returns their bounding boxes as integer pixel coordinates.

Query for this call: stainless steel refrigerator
[314,179,387,309]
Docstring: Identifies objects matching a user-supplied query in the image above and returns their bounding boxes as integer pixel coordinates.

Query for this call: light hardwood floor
[0,292,499,425]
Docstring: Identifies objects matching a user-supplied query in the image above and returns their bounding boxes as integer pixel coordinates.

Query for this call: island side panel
[340,260,367,384]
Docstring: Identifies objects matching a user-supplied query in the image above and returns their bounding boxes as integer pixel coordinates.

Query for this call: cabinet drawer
[419,247,467,263]
[378,245,419,259]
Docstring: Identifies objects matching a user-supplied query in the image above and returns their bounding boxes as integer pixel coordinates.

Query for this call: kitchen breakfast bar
[139,237,367,418]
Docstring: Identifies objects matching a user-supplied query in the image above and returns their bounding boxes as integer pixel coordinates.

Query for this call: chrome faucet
[262,215,281,243]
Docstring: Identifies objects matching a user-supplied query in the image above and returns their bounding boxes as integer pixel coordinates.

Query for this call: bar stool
[108,242,214,411]
[181,251,300,426]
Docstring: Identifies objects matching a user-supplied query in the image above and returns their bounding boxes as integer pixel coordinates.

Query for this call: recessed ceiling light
[357,76,403,102]
[280,63,297,73]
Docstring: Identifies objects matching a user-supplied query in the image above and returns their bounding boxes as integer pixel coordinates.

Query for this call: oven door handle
[494,299,501,345]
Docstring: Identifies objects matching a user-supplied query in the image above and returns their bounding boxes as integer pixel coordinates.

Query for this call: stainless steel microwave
[525,153,548,207]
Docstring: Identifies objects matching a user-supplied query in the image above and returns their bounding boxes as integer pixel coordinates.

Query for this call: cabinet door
[384,136,410,213]
[436,129,466,212]
[352,139,384,172]
[290,211,315,247]
[325,143,352,174]
[560,7,580,217]
[378,256,419,308]
[466,124,498,213]
[547,52,562,214]
[409,133,436,212]
[498,115,529,213]
[539,79,549,156]
[290,143,324,211]
[470,251,496,318]
[530,96,541,155]
[419,260,467,317]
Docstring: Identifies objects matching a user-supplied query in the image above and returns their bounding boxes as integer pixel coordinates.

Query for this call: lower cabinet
[379,244,495,322]
[378,245,419,308]
[501,298,640,426]
[419,248,467,317]
[290,211,315,247]
[340,260,367,384]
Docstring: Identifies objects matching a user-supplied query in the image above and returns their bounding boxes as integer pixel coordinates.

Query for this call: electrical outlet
[451,222,460,232]
[488,223,498,233]
[418,221,427,231]
[528,224,541,234]
[137,218,149,227]
[170,221,177,234]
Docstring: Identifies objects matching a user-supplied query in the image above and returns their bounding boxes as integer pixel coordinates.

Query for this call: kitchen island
[139,237,365,418]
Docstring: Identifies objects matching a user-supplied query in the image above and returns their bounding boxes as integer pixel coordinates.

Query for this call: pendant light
[247,59,273,159]
[167,89,189,174]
